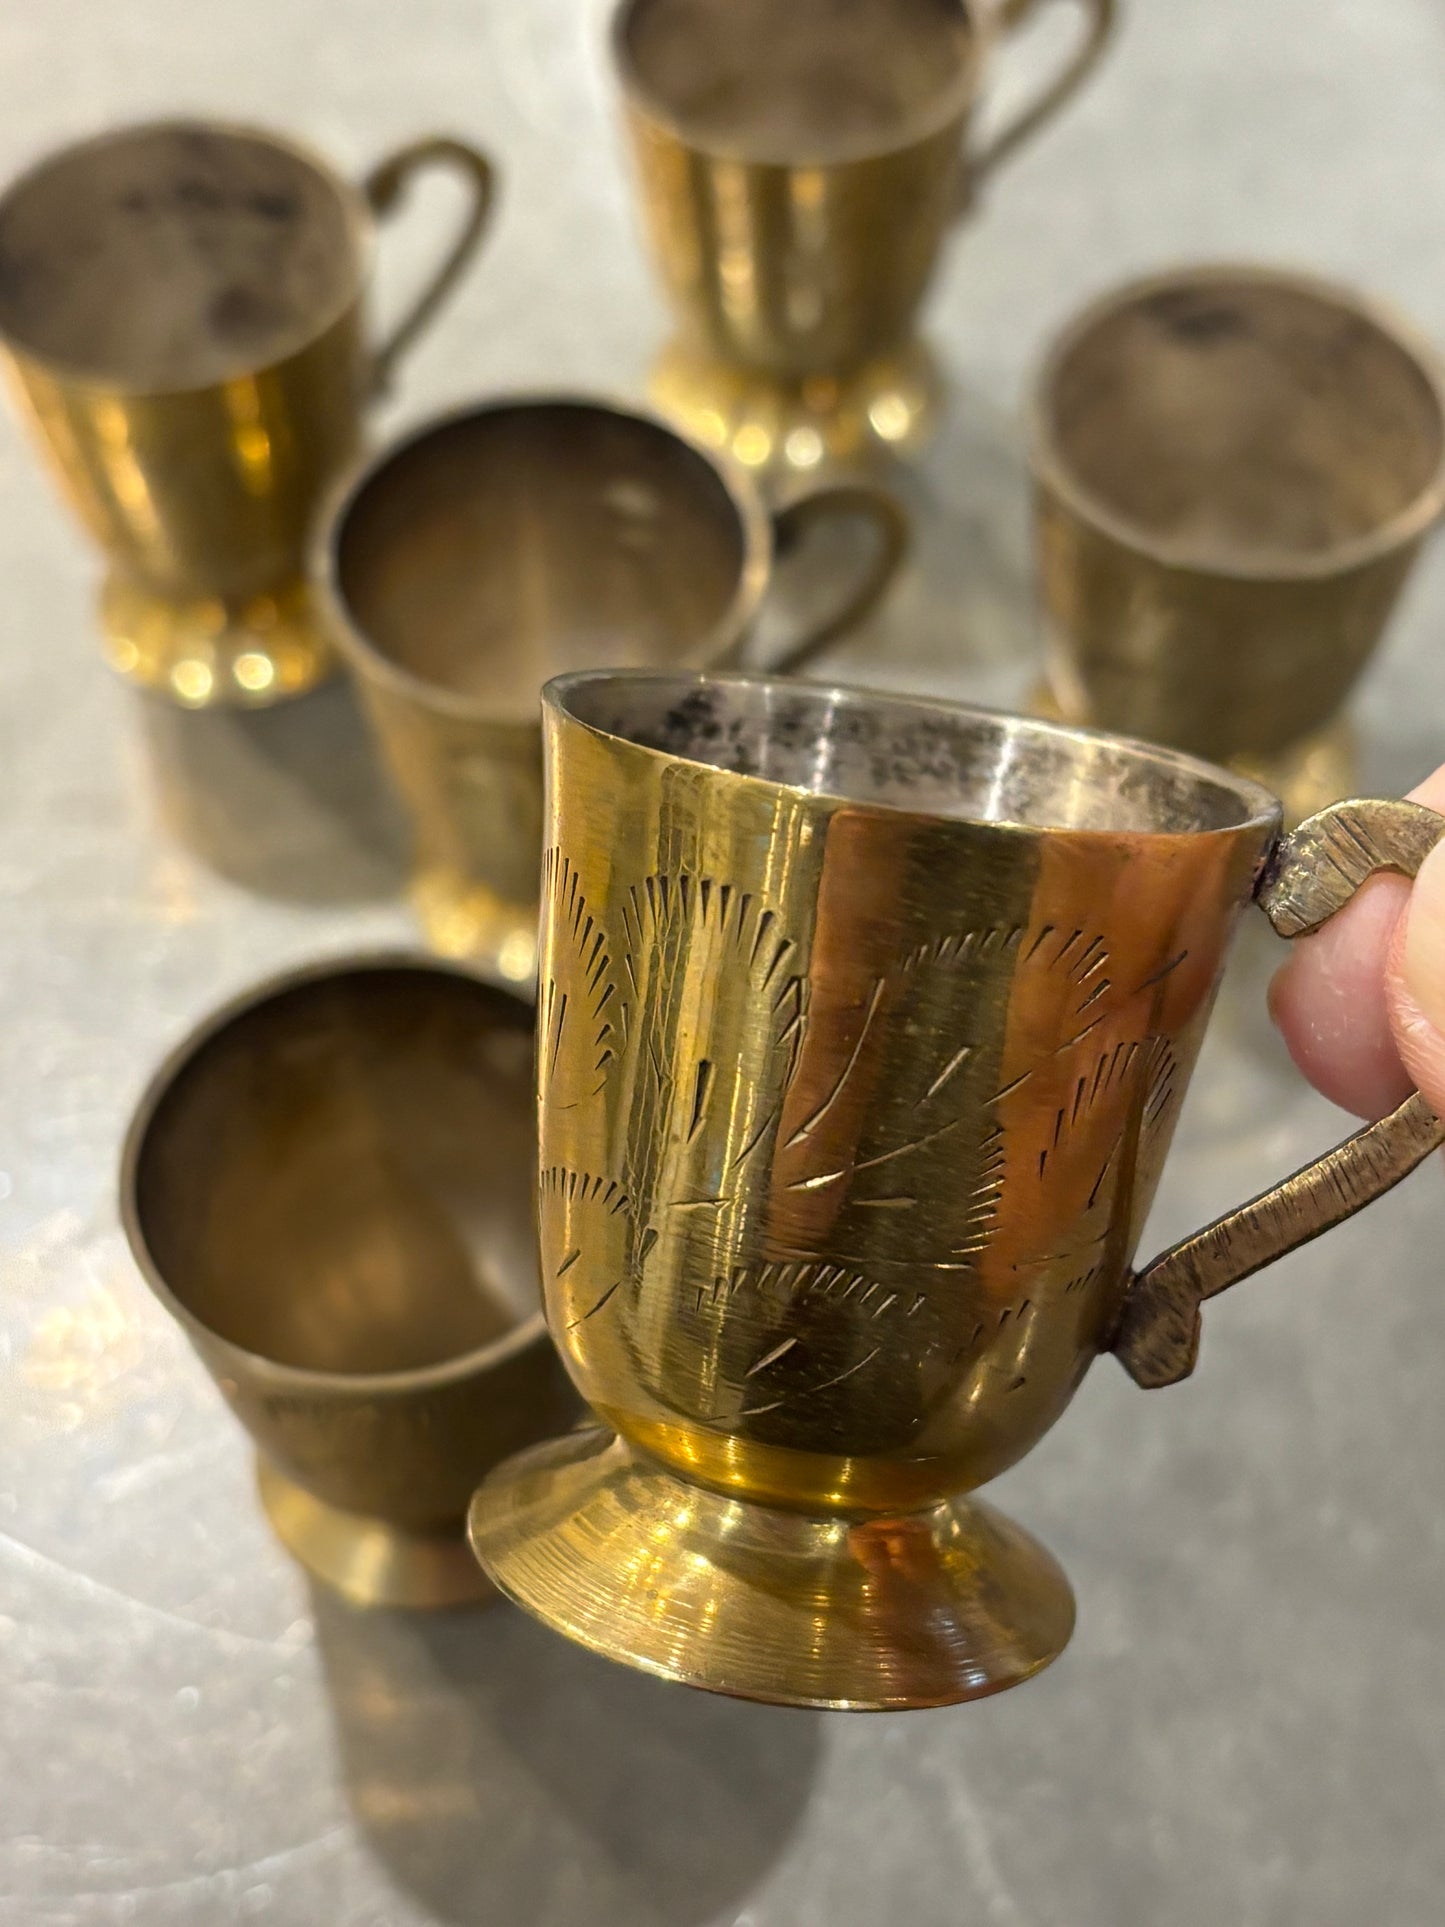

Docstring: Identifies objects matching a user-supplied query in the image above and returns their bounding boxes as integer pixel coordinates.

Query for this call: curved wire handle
[958,0,1117,216]
[363,137,496,395]
[1112,797,1445,1390]
[750,484,911,675]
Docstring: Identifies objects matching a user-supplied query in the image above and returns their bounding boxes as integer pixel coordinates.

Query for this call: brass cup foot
[467,1429,1075,1710]
[410,870,539,984]
[1026,679,1358,827]
[648,337,944,482]
[101,574,335,708]
[258,1459,494,1611]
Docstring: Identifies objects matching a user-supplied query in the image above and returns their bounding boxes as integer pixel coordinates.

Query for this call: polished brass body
[468,672,1444,1707]
[0,120,492,706]
[317,396,907,979]
[121,957,579,1608]
[615,0,1114,474]
[1031,266,1445,777]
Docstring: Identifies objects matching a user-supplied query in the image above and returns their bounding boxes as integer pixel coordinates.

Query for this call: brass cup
[316,394,908,980]
[1030,265,1445,795]
[121,956,579,1609]
[0,119,494,707]
[614,0,1114,475]
[468,669,1445,1708]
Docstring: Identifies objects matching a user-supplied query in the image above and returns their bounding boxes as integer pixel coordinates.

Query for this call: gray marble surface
[4,1,1445,1922]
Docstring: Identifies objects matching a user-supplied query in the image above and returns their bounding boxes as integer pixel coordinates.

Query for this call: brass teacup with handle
[1030,265,1445,819]
[467,670,1444,1709]
[0,119,493,706]
[317,395,907,980]
[616,0,1115,475]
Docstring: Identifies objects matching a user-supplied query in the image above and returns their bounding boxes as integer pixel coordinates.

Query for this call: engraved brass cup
[0,119,493,707]
[615,0,1115,476]
[316,395,908,980]
[1030,266,1445,815]
[468,670,1445,1707]
[121,956,579,1609]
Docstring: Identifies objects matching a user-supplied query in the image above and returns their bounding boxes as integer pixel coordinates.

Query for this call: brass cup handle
[1113,797,1445,1391]
[747,484,911,676]
[363,136,497,395]
[958,0,1116,215]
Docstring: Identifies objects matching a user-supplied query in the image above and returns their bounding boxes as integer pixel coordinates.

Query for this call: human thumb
[1388,835,1445,1118]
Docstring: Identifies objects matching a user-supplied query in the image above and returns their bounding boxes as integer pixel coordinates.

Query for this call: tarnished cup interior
[128,961,540,1374]
[0,121,361,388]
[1037,271,1445,567]
[560,671,1276,833]
[330,402,756,716]
[617,0,975,162]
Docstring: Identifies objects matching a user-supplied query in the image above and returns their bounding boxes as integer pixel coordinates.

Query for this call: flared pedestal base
[648,337,944,483]
[258,1459,494,1610]
[101,573,334,708]
[411,869,538,985]
[467,1429,1075,1710]
[1027,679,1358,827]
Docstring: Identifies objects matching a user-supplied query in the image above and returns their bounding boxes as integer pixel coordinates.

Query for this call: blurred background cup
[316,394,908,981]
[1030,264,1445,818]
[120,956,579,1610]
[0,119,493,708]
[615,0,1115,478]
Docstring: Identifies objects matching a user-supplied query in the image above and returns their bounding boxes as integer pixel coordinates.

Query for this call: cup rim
[0,116,376,397]
[313,390,774,723]
[544,667,1284,837]
[1027,261,1445,582]
[610,0,982,167]
[118,949,552,1395]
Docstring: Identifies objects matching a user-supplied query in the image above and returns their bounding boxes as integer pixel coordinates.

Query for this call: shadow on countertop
[131,677,409,907]
[311,1584,822,1927]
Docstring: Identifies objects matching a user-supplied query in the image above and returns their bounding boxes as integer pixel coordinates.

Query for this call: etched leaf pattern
[539,854,1191,1439]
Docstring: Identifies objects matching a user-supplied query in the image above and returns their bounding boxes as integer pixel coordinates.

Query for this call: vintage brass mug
[317,395,908,979]
[121,956,579,1609]
[0,119,493,707]
[468,670,1445,1708]
[616,0,1114,475]
[1031,266,1445,817]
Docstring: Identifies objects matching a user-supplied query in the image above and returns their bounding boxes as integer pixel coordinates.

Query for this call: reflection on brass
[1031,265,1445,772]
[0,120,493,707]
[121,956,579,1608]
[468,673,1444,1707]
[614,0,1114,476]
[316,395,908,981]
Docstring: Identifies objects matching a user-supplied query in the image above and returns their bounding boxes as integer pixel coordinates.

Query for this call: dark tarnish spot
[867,715,969,797]
[173,177,225,215]
[0,248,33,305]
[118,189,153,216]
[248,189,298,224]
[661,686,725,745]
[208,284,281,341]
[1146,290,1247,346]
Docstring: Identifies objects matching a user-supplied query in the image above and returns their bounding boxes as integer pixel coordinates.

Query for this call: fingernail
[1403,840,1445,1033]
